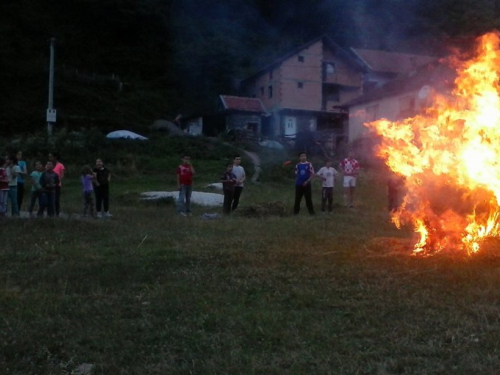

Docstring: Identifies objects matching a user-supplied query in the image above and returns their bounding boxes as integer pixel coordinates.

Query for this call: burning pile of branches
[367,32,500,255]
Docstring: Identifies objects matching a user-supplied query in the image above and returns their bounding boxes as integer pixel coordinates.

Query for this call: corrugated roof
[220,95,266,113]
[351,48,437,74]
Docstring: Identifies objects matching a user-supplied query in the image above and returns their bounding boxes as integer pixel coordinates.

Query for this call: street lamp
[46,38,56,138]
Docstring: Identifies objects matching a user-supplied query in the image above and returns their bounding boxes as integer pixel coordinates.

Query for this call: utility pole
[46,38,56,139]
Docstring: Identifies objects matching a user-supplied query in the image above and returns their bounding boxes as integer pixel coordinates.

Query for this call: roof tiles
[220,95,266,113]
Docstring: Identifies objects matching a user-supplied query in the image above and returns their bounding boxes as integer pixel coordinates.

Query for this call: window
[260,87,264,97]
[268,85,273,98]
[298,55,304,62]
[324,85,340,103]
[326,63,335,74]
[297,82,303,89]
[269,70,273,80]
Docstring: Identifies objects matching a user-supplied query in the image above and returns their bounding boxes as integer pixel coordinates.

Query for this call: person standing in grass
[339,151,360,208]
[176,155,195,216]
[0,164,9,218]
[231,155,246,211]
[16,150,27,210]
[39,161,59,218]
[27,161,44,218]
[293,151,316,215]
[48,152,65,217]
[316,159,339,213]
[5,154,20,216]
[221,162,237,215]
[81,165,96,218]
[93,158,112,218]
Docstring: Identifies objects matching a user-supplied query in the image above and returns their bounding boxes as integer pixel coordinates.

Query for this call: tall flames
[367,32,500,255]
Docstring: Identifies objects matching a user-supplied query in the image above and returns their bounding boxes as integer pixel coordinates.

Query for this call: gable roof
[351,48,437,74]
[241,35,365,83]
[344,61,456,107]
[220,95,266,113]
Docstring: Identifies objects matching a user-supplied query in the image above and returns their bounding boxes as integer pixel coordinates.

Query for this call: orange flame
[367,32,500,254]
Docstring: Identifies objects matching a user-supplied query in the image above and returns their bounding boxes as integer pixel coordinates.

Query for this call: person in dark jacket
[93,158,112,218]
[39,161,60,217]
[221,163,237,215]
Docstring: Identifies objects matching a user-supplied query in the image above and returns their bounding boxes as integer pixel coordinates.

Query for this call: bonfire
[367,32,500,255]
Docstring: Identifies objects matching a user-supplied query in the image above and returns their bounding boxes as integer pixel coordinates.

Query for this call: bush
[1,130,242,172]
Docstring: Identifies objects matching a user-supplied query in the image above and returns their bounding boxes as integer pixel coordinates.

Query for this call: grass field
[2,167,500,375]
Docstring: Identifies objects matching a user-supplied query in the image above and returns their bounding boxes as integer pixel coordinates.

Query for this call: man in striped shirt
[339,151,360,208]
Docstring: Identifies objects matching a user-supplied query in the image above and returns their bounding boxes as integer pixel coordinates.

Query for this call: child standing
[16,151,27,210]
[0,164,9,218]
[294,151,316,215]
[176,155,195,216]
[48,152,65,217]
[231,155,246,211]
[81,165,96,218]
[221,163,237,215]
[339,151,360,208]
[39,161,60,217]
[316,159,339,213]
[28,161,44,218]
[5,154,20,216]
[93,158,112,218]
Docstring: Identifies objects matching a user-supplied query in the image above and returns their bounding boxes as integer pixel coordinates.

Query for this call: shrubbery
[0,129,240,172]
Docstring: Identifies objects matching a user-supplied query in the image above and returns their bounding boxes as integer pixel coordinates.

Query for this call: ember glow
[367,32,500,255]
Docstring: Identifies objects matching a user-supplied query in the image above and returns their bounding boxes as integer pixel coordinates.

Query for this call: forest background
[1,0,500,136]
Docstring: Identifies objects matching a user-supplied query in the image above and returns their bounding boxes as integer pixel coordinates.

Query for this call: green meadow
[2,139,500,375]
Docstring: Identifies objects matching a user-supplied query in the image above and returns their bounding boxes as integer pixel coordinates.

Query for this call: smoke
[346,0,421,50]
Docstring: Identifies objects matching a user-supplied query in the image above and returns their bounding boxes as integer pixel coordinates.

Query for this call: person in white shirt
[5,154,21,216]
[231,155,246,211]
[316,159,339,213]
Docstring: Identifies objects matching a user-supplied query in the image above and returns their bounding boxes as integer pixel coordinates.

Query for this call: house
[350,48,437,92]
[183,95,267,137]
[185,35,441,151]
[239,35,366,150]
[345,61,456,142]
[217,95,267,138]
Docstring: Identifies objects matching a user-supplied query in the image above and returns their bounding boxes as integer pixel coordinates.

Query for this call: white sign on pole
[46,109,57,122]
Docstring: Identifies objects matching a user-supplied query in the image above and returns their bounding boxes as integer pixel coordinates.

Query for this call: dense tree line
[1,0,499,135]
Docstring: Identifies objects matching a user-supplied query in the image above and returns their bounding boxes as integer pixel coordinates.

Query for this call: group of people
[174,151,361,217]
[0,151,112,219]
[293,151,360,215]
[0,149,397,219]
[175,154,246,216]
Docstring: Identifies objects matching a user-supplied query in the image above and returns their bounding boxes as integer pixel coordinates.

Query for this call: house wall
[280,40,323,111]
[323,49,363,87]
[348,90,421,140]
[279,113,317,136]
[248,68,282,111]
[227,114,262,133]
[240,38,366,138]
[324,87,362,110]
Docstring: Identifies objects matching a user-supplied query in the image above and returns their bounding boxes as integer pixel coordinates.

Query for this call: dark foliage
[2,0,500,136]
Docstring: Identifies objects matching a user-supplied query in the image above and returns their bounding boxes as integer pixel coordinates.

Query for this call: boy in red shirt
[176,155,195,216]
